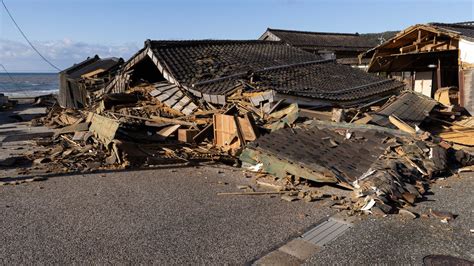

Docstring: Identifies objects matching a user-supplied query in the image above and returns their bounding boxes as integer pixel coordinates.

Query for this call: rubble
[5,37,473,219]
[0,93,16,110]
[430,209,456,223]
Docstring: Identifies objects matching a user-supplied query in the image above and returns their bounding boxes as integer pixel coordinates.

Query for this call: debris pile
[4,39,474,217]
[0,93,16,110]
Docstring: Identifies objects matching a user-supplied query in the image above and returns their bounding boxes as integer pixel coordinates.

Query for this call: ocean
[0,73,59,98]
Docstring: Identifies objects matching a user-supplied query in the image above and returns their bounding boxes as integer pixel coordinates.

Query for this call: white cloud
[0,39,140,72]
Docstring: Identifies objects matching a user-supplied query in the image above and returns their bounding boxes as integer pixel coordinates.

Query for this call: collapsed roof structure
[103,40,403,112]
[59,55,123,108]
[361,21,474,114]
[259,28,397,66]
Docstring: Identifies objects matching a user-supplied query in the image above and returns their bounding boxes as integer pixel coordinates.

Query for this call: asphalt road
[305,173,474,265]
[1,104,473,264]
[0,165,335,264]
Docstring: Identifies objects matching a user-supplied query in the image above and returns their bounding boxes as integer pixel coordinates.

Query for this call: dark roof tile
[148,40,321,86]
[145,40,403,105]
[370,91,439,128]
[264,28,397,51]
[249,126,393,182]
[430,22,474,39]
[192,60,404,104]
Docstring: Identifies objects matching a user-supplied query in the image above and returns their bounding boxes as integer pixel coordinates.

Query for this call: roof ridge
[192,59,334,87]
[147,39,284,47]
[267,28,360,36]
[61,55,100,74]
[430,22,474,29]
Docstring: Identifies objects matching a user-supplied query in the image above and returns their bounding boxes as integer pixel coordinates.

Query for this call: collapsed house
[103,39,404,112]
[59,55,124,109]
[13,36,472,217]
[259,28,396,67]
[361,21,474,114]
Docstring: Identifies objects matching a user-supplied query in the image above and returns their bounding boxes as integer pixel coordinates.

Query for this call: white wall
[414,71,433,97]
[459,39,474,64]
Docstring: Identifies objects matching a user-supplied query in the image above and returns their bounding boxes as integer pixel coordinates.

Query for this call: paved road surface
[1,103,472,264]
[0,166,335,264]
[305,173,474,265]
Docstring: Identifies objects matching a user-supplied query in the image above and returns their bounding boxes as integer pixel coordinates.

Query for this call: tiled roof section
[265,28,397,51]
[149,82,199,115]
[254,61,403,101]
[249,126,393,182]
[147,40,322,86]
[370,91,439,128]
[430,22,474,39]
[192,60,404,104]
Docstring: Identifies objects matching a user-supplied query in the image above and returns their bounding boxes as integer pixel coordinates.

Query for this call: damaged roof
[246,126,394,183]
[430,21,474,39]
[362,21,474,62]
[190,60,403,104]
[141,40,403,105]
[147,40,322,85]
[252,60,401,102]
[63,56,123,79]
[259,28,397,52]
[61,55,100,76]
[370,91,439,128]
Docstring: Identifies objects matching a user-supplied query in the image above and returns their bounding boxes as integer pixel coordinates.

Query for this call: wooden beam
[437,59,442,90]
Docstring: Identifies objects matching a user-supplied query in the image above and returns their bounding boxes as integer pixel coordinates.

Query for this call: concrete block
[278,238,320,260]
[254,250,302,266]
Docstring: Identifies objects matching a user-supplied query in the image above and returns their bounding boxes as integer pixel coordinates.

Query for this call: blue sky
[0,0,473,72]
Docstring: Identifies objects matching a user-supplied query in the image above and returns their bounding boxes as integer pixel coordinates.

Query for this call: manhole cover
[423,255,473,266]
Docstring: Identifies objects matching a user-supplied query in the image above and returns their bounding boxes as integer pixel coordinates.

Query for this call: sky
[0,0,473,72]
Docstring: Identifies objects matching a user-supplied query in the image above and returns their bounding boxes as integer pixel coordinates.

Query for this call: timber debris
[5,38,474,217]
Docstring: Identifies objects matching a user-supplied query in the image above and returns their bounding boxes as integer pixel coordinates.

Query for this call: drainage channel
[254,216,353,265]
[301,217,352,246]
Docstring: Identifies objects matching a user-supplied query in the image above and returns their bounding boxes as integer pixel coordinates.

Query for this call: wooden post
[436,59,442,91]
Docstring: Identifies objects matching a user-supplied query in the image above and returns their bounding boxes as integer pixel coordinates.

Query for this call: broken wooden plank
[157,124,181,138]
[233,114,247,147]
[268,103,299,131]
[149,115,197,127]
[353,114,373,125]
[238,114,258,141]
[217,191,290,196]
[178,129,199,143]
[214,113,240,151]
[299,108,332,121]
[389,115,416,134]
[54,122,90,137]
[193,105,238,143]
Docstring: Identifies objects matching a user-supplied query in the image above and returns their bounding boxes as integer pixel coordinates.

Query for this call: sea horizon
[0,72,59,97]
